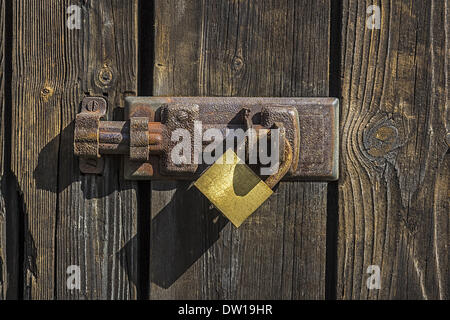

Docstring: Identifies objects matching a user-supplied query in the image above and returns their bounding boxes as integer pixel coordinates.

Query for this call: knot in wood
[232,56,244,72]
[40,86,54,102]
[363,117,403,160]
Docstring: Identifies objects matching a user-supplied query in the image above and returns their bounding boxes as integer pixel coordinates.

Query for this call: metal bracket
[74,96,339,181]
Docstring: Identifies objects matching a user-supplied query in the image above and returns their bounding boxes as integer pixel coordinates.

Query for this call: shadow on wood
[116,234,138,288]
[35,120,229,290]
[149,181,228,289]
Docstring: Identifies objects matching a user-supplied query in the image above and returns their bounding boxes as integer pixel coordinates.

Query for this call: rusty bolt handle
[74,97,108,159]
[79,120,284,158]
[74,97,164,160]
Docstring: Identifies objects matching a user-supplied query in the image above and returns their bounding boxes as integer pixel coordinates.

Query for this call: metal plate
[194,149,274,227]
[124,97,339,181]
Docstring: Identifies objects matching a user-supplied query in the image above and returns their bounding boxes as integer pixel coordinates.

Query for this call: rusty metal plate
[124,97,339,181]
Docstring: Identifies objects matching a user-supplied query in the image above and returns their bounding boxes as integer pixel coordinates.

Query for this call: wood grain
[0,0,5,300]
[12,0,139,299]
[150,0,331,299]
[338,0,449,299]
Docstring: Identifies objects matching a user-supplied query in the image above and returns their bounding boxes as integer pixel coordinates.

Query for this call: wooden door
[0,0,448,300]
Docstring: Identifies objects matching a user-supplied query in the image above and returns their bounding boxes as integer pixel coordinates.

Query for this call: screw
[98,68,113,85]
[86,100,99,112]
[101,71,111,81]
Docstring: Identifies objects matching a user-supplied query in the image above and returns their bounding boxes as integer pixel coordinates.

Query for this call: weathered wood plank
[0,0,5,300]
[150,0,330,299]
[12,0,138,299]
[0,0,19,300]
[338,0,449,299]
[55,0,139,300]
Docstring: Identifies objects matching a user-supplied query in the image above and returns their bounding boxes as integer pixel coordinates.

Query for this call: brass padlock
[194,137,293,227]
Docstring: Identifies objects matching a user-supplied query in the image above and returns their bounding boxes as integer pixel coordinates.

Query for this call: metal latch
[74,96,338,226]
[74,96,339,181]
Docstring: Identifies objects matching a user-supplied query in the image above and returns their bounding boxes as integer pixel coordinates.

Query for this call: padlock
[194,136,293,227]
